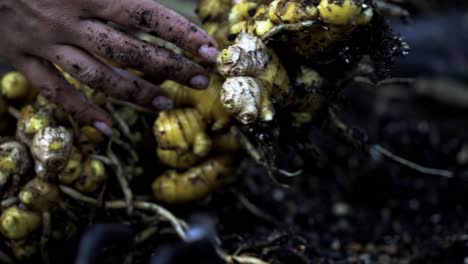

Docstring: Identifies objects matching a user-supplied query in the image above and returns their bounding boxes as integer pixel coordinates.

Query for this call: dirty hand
[0,0,219,135]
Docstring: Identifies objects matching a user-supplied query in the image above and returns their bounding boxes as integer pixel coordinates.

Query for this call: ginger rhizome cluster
[151,0,378,203]
[152,78,240,203]
[198,0,374,123]
[0,0,388,260]
[0,71,109,259]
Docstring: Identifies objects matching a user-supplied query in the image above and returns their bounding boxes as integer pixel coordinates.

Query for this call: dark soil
[208,78,468,264]
[151,7,468,264]
[135,10,468,264]
[125,76,468,264]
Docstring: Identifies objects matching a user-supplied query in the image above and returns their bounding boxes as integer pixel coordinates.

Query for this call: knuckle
[72,101,97,124]
[136,86,158,104]
[38,85,57,101]
[114,41,146,68]
[128,6,159,30]
[76,68,106,88]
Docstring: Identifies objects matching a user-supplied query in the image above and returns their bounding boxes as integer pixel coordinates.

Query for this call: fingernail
[199,44,220,62]
[93,121,113,136]
[190,75,210,89]
[152,96,173,110]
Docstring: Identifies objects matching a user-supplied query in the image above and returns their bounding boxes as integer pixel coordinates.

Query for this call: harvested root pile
[0,0,408,263]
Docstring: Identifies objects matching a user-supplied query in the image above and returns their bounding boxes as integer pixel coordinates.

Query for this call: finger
[48,45,173,110]
[76,20,210,89]
[91,0,219,62]
[13,56,113,135]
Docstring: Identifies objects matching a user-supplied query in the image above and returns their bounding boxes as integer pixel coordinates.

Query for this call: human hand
[0,0,219,135]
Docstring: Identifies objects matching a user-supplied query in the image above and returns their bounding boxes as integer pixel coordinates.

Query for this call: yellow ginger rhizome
[151,0,387,203]
[211,0,375,124]
[153,0,394,202]
[153,0,388,202]
[0,71,114,260]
